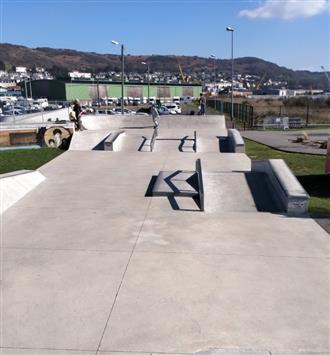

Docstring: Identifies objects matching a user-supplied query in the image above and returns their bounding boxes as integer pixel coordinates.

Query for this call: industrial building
[27,79,202,102]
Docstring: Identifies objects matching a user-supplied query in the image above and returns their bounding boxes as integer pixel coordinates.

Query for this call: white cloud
[239,0,330,20]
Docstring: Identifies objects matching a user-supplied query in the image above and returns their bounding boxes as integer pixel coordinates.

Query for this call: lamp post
[24,79,28,99]
[112,40,125,114]
[29,73,33,99]
[141,61,150,104]
[226,26,234,125]
[210,54,216,82]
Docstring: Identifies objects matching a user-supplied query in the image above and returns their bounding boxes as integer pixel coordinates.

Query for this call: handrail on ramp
[195,158,204,211]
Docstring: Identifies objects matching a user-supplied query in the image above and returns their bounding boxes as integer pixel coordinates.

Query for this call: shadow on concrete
[92,135,111,150]
[148,137,195,153]
[178,136,189,152]
[145,175,158,197]
[217,136,229,153]
[313,217,330,235]
[163,171,183,194]
[167,195,201,212]
[244,172,283,213]
[138,136,148,152]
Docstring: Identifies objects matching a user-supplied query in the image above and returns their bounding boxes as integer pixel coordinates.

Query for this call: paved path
[1,119,329,355]
[242,129,329,155]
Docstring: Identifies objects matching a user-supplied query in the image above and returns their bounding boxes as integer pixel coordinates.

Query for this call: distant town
[0,65,328,100]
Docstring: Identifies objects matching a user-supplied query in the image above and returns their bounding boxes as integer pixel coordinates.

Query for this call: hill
[0,43,328,89]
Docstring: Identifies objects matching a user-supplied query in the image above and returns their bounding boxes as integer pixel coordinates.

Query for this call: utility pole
[226,26,234,126]
[24,79,28,99]
[141,62,150,103]
[121,44,124,114]
[112,40,125,114]
[29,75,33,99]
[96,79,100,107]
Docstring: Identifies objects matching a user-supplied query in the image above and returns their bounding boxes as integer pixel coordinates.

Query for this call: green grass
[244,138,330,215]
[0,148,64,174]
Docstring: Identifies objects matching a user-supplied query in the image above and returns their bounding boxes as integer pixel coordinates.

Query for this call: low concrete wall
[227,129,245,153]
[252,159,309,215]
[0,170,45,214]
[104,130,126,151]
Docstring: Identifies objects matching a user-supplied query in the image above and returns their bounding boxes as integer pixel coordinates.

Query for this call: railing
[194,130,197,153]
[195,158,204,212]
[207,99,254,129]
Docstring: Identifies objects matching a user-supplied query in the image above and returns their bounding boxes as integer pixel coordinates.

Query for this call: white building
[15,67,27,73]
[69,71,92,79]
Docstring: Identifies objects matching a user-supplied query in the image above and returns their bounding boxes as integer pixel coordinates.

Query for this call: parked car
[173,96,180,104]
[111,108,136,115]
[157,106,172,115]
[163,102,181,114]
[45,103,63,110]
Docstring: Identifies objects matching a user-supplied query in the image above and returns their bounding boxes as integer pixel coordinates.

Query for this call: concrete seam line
[97,351,188,354]
[94,153,169,355]
[0,345,94,352]
[0,246,135,253]
[94,198,153,355]
[0,247,328,260]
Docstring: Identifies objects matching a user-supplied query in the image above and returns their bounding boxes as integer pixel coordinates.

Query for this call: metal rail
[195,158,204,211]
[194,130,197,153]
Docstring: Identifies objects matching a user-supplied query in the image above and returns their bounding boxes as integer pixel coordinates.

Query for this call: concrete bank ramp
[0,170,45,214]
[81,114,226,130]
[69,130,113,151]
[203,171,282,213]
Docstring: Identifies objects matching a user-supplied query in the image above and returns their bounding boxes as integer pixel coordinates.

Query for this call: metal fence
[207,98,330,129]
[207,99,254,128]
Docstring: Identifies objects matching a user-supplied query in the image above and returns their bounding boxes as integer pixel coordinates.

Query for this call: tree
[49,65,69,80]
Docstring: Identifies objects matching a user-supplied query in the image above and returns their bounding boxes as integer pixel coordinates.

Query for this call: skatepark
[1,114,329,355]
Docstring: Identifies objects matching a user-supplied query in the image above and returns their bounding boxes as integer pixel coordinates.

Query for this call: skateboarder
[72,99,85,131]
[151,105,159,137]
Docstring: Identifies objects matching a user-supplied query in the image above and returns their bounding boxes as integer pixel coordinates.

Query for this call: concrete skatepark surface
[1,115,329,355]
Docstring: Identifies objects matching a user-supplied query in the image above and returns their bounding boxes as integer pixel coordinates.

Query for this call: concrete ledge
[228,129,245,153]
[103,130,126,151]
[252,159,309,215]
[0,170,45,214]
[152,170,197,197]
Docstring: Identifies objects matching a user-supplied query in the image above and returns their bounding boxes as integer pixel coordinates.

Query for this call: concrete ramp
[204,172,282,213]
[69,130,112,151]
[0,170,45,214]
[82,114,226,130]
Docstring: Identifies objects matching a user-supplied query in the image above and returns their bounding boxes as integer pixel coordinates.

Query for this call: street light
[210,54,216,84]
[226,26,234,125]
[141,61,150,104]
[112,39,125,114]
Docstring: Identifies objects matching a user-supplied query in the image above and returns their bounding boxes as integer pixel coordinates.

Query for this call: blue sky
[0,0,329,71]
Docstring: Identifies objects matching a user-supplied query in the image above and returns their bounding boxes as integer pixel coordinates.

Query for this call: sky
[0,0,329,71]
